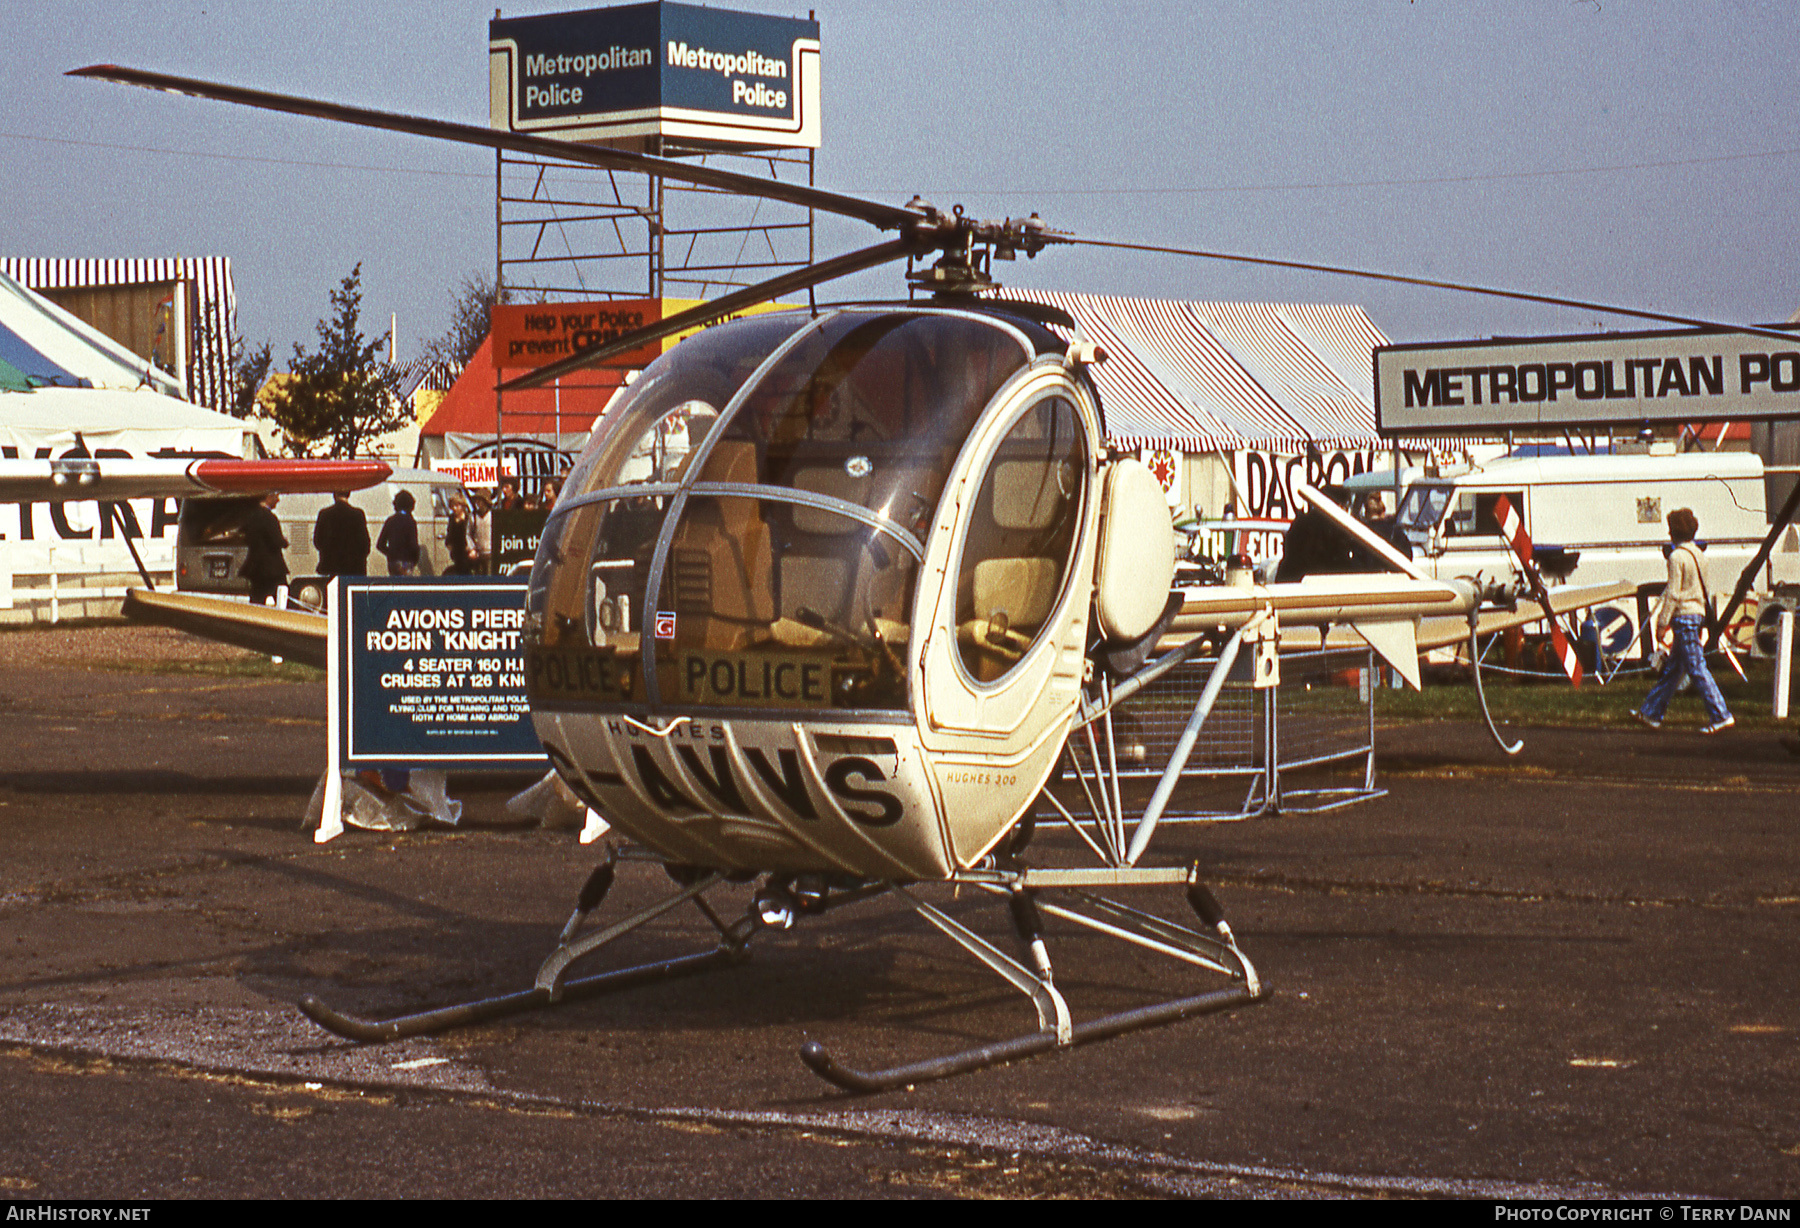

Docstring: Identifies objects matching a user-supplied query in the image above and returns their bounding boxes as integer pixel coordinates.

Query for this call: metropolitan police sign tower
[489,2,821,150]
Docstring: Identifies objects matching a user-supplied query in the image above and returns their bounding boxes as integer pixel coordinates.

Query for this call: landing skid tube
[297,856,1263,1093]
[299,948,741,1043]
[299,861,756,1043]
[801,985,1260,1093]
[800,871,1266,1093]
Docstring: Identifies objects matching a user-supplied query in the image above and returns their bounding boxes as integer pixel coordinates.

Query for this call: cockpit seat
[669,440,775,649]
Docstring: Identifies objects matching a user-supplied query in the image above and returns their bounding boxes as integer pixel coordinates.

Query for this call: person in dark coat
[376,489,421,576]
[1273,486,1358,583]
[444,497,474,575]
[240,492,288,605]
[1351,491,1414,568]
[312,491,370,577]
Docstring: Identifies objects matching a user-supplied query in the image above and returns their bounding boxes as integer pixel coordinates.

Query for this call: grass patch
[1376,660,1784,730]
[79,657,323,682]
[0,615,134,633]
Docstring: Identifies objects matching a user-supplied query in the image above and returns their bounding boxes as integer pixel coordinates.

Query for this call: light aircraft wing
[0,457,390,502]
[1165,576,1634,687]
[1268,580,1637,653]
[122,588,327,669]
[1414,579,1636,652]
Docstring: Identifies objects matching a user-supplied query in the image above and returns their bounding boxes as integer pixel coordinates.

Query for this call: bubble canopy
[525,306,1074,717]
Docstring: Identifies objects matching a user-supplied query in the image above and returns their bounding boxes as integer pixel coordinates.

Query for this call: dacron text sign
[1375,326,1800,435]
[489,1,820,149]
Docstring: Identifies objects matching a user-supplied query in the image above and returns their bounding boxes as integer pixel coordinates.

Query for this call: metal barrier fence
[1108,645,1383,822]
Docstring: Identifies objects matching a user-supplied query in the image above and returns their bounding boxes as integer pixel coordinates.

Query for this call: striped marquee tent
[0,258,237,413]
[993,289,1390,453]
[0,271,184,397]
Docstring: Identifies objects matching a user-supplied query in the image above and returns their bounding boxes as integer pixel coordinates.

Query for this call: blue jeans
[1641,615,1731,724]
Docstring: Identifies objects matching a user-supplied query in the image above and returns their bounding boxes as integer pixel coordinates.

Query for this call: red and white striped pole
[1493,494,1582,688]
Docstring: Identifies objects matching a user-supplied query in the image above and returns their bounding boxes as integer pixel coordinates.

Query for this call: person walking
[376,489,421,576]
[1636,507,1734,734]
[313,490,370,578]
[240,492,288,606]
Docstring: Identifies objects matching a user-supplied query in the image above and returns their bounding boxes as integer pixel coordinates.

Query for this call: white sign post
[317,576,346,843]
[1776,609,1795,721]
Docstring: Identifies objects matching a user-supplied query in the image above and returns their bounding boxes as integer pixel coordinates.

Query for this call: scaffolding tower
[492,141,817,490]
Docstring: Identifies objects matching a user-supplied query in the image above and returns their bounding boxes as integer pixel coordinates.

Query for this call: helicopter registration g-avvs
[76,63,1733,1091]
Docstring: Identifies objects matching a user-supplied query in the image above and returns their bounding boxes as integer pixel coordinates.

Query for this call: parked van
[1383,453,1797,657]
[176,467,474,607]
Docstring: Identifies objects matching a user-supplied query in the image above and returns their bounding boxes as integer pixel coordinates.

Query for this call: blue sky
[6,0,1797,358]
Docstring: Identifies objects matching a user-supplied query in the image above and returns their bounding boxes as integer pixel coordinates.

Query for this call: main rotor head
[900,198,1054,296]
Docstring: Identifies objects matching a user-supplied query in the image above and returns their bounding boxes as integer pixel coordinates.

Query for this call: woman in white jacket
[1635,507,1734,734]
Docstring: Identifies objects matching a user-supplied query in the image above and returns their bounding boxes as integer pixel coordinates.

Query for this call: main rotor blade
[500,236,919,390]
[70,64,918,232]
[1056,235,1800,345]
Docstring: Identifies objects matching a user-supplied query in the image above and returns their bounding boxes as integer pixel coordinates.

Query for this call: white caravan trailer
[1386,453,1797,659]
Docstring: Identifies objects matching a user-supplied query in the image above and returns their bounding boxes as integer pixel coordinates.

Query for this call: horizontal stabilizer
[1349,618,1421,690]
[1265,579,1636,657]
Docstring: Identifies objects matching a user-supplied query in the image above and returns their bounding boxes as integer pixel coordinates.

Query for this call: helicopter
[72,62,1737,1092]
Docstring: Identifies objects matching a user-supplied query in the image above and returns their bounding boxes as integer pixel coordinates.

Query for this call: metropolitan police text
[1404,352,1800,407]
[521,43,790,112]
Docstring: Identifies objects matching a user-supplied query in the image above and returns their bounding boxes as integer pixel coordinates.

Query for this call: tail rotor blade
[1493,494,1582,688]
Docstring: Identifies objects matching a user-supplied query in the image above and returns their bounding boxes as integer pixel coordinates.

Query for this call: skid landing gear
[800,869,1265,1092]
[297,854,1264,1092]
[300,853,757,1043]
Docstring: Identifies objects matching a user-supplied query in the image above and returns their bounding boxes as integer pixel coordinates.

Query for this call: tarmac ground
[1,624,1796,1199]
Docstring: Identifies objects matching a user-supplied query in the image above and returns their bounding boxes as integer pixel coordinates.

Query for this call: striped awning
[993,289,1390,453]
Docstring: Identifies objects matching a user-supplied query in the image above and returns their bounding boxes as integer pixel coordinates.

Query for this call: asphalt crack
[1214,869,1800,911]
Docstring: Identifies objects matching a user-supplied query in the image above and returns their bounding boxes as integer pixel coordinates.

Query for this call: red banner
[490,300,664,371]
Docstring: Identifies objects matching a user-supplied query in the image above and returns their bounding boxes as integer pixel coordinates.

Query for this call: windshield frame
[529,307,1041,721]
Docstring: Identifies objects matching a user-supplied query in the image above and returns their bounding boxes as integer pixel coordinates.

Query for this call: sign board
[431,456,517,488]
[495,509,551,571]
[489,1,821,150]
[1228,447,1387,561]
[1376,326,1800,435]
[456,441,575,499]
[331,576,544,772]
[491,300,665,371]
[489,297,802,372]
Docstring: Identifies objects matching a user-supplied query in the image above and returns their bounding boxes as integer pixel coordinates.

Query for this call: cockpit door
[916,372,1097,749]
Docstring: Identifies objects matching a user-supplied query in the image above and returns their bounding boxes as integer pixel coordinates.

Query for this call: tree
[228,336,272,420]
[423,272,506,371]
[262,264,408,458]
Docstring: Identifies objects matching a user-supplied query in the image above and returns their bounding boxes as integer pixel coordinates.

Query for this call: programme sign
[331,576,545,772]
[1376,325,1800,435]
[431,456,517,487]
[489,1,821,149]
